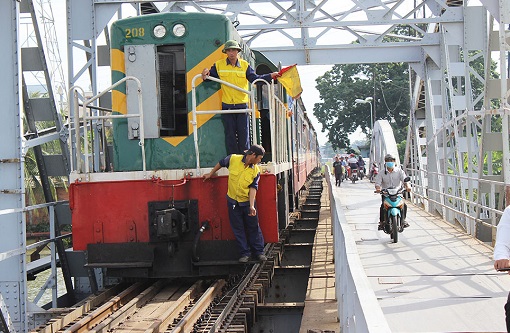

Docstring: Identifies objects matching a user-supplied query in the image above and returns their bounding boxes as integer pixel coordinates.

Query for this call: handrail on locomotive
[191,74,290,176]
[69,76,147,176]
[69,74,290,178]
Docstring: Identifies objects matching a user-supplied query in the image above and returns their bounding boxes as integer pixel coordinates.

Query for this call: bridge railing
[405,167,504,242]
[0,201,71,317]
[326,166,391,333]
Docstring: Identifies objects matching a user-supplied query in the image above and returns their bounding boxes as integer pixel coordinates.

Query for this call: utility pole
[372,65,376,122]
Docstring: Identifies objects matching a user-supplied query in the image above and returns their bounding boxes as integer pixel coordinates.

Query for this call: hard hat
[384,153,396,161]
[222,40,242,53]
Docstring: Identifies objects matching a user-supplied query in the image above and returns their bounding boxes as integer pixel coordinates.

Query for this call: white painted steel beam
[0,1,27,332]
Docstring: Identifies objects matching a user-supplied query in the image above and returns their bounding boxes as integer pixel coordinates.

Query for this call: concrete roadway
[334,177,510,333]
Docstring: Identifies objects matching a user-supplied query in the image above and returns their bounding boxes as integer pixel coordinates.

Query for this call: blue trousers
[221,103,250,155]
[227,202,265,257]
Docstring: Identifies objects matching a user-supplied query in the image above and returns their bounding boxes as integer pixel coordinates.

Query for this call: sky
[296,65,332,146]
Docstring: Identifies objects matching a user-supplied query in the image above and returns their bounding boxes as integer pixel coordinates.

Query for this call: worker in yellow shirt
[202,40,280,154]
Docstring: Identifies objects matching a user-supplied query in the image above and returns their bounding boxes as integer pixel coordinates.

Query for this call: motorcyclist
[369,162,379,181]
[357,156,366,175]
[374,153,411,230]
[347,153,358,178]
[340,156,348,179]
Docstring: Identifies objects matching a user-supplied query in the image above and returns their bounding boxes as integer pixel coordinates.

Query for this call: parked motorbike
[379,177,410,243]
[369,164,379,183]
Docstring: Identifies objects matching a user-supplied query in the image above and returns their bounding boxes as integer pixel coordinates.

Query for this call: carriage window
[157,44,187,136]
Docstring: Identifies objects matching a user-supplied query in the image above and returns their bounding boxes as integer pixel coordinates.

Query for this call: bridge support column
[0,0,27,331]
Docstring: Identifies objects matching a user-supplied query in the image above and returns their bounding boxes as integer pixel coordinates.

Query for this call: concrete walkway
[335,177,510,332]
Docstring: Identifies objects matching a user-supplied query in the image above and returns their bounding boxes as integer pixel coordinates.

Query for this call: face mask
[386,162,395,168]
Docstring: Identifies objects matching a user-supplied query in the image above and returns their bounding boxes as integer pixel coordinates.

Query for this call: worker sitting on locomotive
[203,144,267,263]
[202,40,280,155]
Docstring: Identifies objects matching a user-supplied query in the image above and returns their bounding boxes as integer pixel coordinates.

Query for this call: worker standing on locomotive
[202,40,280,155]
[203,144,267,263]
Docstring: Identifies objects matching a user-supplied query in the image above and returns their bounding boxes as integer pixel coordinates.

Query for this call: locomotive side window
[157,45,187,137]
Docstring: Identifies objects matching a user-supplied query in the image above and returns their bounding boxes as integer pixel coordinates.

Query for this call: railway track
[32,176,324,333]
[32,254,277,333]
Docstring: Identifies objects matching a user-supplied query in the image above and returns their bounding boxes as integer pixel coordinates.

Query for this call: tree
[313,63,410,150]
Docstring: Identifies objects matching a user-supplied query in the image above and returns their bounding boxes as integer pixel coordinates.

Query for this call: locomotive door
[125,44,188,139]
[125,44,160,139]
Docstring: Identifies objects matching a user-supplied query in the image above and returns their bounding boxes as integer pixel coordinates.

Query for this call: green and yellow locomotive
[69,12,319,278]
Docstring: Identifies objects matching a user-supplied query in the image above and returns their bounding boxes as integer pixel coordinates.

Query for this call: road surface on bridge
[333,177,510,332]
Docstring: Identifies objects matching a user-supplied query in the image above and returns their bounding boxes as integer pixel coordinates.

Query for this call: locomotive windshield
[157,44,187,137]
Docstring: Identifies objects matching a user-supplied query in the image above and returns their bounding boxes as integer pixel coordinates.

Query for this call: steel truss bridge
[0,0,509,331]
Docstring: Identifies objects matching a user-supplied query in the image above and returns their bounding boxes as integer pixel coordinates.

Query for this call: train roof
[252,50,278,72]
[114,11,230,23]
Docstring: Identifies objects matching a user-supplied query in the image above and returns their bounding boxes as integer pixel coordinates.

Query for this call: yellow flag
[278,64,303,99]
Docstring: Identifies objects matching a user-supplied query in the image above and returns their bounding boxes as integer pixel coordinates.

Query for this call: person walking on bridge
[493,205,510,332]
[332,155,343,186]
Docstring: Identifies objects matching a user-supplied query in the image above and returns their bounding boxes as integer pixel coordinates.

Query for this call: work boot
[378,222,383,231]
[238,256,249,263]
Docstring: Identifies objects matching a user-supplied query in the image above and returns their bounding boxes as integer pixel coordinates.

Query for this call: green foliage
[313,63,410,150]
[397,140,406,163]
[483,150,503,175]
[26,222,50,233]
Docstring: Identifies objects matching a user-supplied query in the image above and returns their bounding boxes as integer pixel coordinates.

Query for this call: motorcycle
[369,164,379,183]
[358,168,365,180]
[350,167,358,183]
[379,177,410,243]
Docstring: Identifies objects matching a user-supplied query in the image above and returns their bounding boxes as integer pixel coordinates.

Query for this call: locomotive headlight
[172,23,186,37]
[153,24,166,38]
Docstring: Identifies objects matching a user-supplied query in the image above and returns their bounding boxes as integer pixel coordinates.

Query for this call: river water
[27,267,67,307]
[26,242,69,307]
